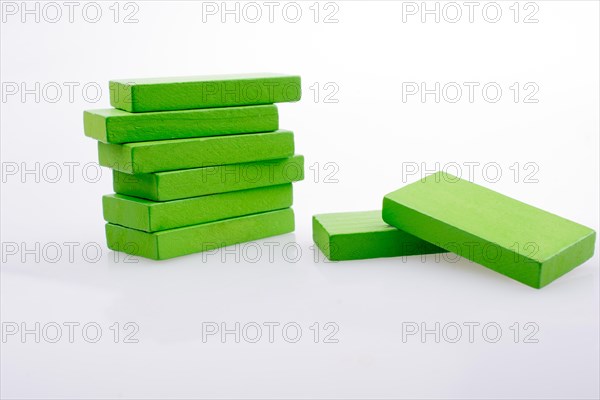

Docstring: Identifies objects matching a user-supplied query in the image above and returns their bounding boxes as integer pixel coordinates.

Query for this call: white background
[1,1,599,398]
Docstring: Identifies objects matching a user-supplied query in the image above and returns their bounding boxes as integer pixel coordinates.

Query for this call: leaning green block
[103,184,293,232]
[84,105,278,143]
[382,172,596,288]
[110,73,301,112]
[313,210,446,261]
[106,208,295,260]
[113,155,304,201]
[98,130,294,174]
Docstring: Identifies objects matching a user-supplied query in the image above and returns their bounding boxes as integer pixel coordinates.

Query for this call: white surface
[1,1,599,399]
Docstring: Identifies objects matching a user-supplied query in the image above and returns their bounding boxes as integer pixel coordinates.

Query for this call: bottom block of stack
[106,208,295,260]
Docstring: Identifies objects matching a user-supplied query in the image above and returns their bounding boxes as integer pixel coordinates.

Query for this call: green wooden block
[98,130,294,174]
[84,105,278,144]
[382,172,596,288]
[103,184,293,232]
[113,155,304,201]
[106,208,295,260]
[110,73,301,112]
[313,210,446,261]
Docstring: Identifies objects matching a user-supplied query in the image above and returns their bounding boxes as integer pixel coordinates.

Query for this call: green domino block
[113,155,304,201]
[106,208,295,260]
[103,184,293,232]
[313,210,447,261]
[98,130,294,174]
[84,105,278,144]
[382,172,596,288]
[110,73,301,112]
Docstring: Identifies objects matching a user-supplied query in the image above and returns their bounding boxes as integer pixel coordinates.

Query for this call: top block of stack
[110,73,302,112]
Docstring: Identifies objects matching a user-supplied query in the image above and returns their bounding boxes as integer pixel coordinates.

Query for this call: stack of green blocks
[84,73,304,260]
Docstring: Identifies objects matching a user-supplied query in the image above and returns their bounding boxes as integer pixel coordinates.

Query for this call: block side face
[113,154,302,201]
[386,173,595,262]
[312,217,333,260]
[155,208,295,260]
[329,233,388,260]
[111,74,301,112]
[371,228,447,258]
[272,104,280,129]
[313,210,397,236]
[313,210,446,261]
[382,197,542,288]
[105,223,158,260]
[329,229,445,261]
[109,81,134,112]
[102,194,152,232]
[152,155,304,201]
[539,230,597,288]
[98,104,280,144]
[128,130,295,174]
[86,108,129,118]
[83,111,108,142]
[149,184,293,231]
[290,155,305,182]
[98,142,134,173]
[113,171,159,201]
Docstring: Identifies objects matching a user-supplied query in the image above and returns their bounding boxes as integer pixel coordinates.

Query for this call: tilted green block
[103,184,293,232]
[98,130,294,174]
[313,210,446,261]
[110,73,301,112]
[106,208,295,260]
[113,155,304,201]
[382,172,596,288]
[84,105,278,144]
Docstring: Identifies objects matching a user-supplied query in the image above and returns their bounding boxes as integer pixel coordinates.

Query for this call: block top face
[384,172,595,262]
[121,129,293,150]
[313,210,397,236]
[105,193,157,206]
[110,73,297,86]
[86,108,124,118]
[86,104,276,119]
[109,73,301,112]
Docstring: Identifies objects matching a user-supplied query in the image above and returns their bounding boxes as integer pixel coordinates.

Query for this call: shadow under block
[103,184,293,232]
[113,155,304,201]
[106,208,295,260]
[312,210,446,261]
[110,73,301,112]
[98,130,294,174]
[84,105,278,144]
[382,172,596,289]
